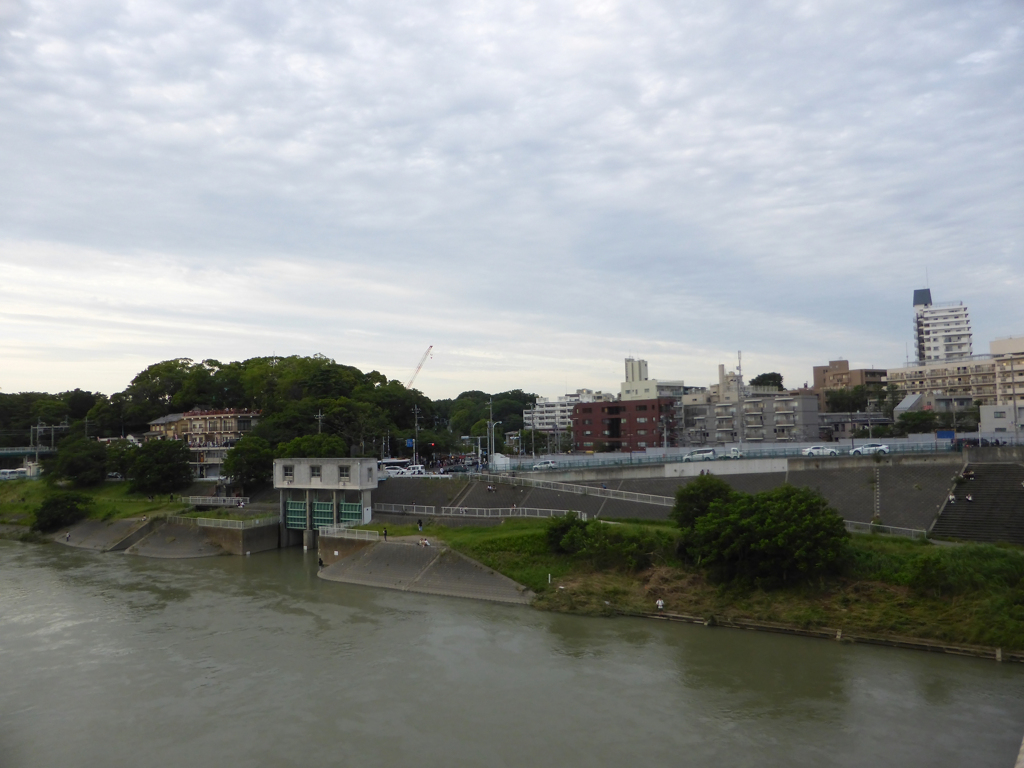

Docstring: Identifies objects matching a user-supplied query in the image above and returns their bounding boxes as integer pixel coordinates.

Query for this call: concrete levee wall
[963,445,1024,464]
[374,478,469,509]
[318,536,373,567]
[202,523,279,555]
[786,453,962,473]
[371,512,504,529]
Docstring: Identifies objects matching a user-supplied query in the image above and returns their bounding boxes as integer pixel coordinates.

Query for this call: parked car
[849,443,890,456]
[532,460,557,471]
[401,465,426,475]
[719,447,746,460]
[801,445,838,457]
[683,448,717,462]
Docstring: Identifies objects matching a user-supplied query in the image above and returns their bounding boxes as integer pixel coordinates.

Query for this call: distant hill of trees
[0,355,537,461]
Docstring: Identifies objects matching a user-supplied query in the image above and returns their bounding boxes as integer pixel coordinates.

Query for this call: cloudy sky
[1,0,1021,400]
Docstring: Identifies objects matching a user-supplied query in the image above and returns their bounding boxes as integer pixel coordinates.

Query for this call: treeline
[0,355,537,460]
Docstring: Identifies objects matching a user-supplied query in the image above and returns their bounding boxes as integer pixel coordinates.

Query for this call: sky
[1,0,1021,401]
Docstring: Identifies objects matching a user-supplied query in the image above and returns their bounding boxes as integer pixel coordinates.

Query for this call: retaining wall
[318,536,373,567]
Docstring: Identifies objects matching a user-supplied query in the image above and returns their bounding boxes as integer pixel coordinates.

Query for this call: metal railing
[440,507,588,521]
[187,496,250,507]
[318,526,379,540]
[844,520,928,539]
[373,503,437,515]
[166,515,278,529]
[0,446,56,455]
[467,473,674,506]
[497,440,963,473]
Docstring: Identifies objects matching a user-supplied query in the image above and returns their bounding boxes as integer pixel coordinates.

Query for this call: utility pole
[315,410,324,434]
[737,350,745,449]
[487,398,494,468]
[412,405,423,465]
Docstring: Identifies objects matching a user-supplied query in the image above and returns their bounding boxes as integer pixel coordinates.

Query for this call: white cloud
[0,0,1021,399]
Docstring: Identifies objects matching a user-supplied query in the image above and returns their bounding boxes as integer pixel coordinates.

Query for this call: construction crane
[406,345,433,389]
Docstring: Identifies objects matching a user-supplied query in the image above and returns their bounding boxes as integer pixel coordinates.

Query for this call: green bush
[545,514,676,572]
[33,493,93,533]
[684,484,849,588]
[670,474,735,530]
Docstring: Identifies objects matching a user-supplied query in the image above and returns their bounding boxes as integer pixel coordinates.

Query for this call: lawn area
[0,479,191,527]
[358,517,1024,651]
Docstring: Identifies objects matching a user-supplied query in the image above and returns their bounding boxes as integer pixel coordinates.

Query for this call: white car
[683,449,717,462]
[802,445,838,457]
[532,460,557,471]
[401,465,426,475]
[850,443,890,456]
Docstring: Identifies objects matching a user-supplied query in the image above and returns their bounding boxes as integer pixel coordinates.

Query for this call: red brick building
[572,397,675,452]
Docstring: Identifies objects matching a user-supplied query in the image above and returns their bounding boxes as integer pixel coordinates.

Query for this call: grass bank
[0,479,191,529]
[358,518,1024,651]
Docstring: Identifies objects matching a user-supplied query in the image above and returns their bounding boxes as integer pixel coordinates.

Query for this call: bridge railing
[467,473,674,506]
[844,520,927,539]
[166,515,278,529]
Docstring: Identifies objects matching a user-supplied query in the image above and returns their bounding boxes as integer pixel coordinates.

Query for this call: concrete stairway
[930,464,1024,544]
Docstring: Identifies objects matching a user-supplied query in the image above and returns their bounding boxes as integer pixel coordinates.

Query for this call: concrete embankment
[126,522,225,558]
[56,517,155,552]
[318,540,533,605]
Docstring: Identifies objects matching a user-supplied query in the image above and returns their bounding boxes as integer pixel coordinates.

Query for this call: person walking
[383,527,388,542]
[418,519,423,532]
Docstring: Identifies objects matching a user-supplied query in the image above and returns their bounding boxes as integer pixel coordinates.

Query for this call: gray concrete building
[273,458,378,549]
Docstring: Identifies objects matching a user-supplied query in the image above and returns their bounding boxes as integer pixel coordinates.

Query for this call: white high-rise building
[913,289,973,363]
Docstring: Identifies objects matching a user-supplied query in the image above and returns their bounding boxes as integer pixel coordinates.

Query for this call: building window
[582,407,592,413]
[583,442,593,447]
[338,465,351,480]
[637,429,647,435]
[583,419,592,425]
[994,411,1006,418]
[635,405,648,411]
[584,430,592,436]
[283,465,294,480]
[638,442,647,447]
[310,465,322,479]
[636,417,648,423]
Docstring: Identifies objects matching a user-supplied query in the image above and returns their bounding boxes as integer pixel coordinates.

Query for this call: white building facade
[913,289,973,363]
[524,389,614,433]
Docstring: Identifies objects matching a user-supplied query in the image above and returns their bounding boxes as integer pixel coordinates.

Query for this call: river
[1,540,1022,767]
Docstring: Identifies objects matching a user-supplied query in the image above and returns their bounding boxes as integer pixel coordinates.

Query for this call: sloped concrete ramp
[319,542,533,605]
[57,518,152,552]
[125,522,225,558]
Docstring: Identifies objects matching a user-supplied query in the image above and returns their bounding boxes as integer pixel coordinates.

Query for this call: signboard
[406,438,414,447]
[936,430,955,440]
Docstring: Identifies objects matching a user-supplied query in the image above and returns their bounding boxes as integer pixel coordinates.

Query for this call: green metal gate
[312,502,334,529]
[286,501,307,530]
[339,502,362,524]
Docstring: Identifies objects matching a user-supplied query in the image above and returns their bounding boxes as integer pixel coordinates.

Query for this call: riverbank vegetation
[363,502,1024,651]
[0,479,189,531]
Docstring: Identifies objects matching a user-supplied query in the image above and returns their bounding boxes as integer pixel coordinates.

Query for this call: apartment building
[709,392,818,443]
[885,357,997,412]
[811,360,887,410]
[145,413,186,440]
[182,408,260,479]
[524,389,615,434]
[992,336,1024,430]
[913,289,974,362]
[572,397,675,452]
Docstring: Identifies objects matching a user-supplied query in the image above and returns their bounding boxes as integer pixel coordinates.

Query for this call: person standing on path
[65,531,70,542]
[383,527,387,542]
[656,598,665,612]
[418,519,423,532]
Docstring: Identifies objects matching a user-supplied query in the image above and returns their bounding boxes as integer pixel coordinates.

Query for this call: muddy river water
[2,541,1023,767]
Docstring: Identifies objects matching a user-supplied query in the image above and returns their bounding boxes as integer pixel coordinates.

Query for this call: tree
[33,492,93,533]
[894,411,937,435]
[749,372,783,390]
[825,385,869,413]
[683,485,849,587]
[671,474,735,530]
[276,433,349,458]
[54,437,107,487]
[130,440,193,494]
[223,436,274,489]
[106,439,137,478]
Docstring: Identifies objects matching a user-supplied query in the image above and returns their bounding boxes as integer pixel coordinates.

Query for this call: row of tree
[1,355,541,464]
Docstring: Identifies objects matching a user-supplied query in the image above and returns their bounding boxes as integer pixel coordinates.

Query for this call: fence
[187,496,250,507]
[844,520,928,539]
[440,507,588,521]
[498,441,963,473]
[373,503,438,516]
[166,515,278,529]
[318,526,380,540]
[467,473,674,506]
